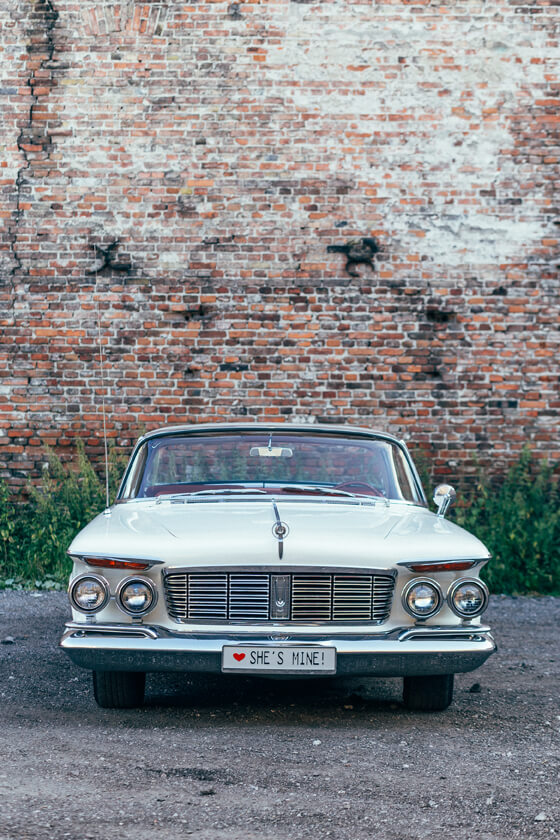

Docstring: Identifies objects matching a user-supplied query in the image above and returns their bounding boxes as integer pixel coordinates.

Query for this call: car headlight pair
[70,575,157,616]
[403,578,488,620]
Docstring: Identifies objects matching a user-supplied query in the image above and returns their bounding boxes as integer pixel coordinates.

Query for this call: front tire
[92,670,146,709]
[403,674,454,711]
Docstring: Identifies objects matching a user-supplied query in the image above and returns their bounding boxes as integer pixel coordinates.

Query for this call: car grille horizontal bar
[164,572,394,624]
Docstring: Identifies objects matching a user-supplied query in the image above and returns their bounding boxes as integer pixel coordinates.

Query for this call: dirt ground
[0,591,558,840]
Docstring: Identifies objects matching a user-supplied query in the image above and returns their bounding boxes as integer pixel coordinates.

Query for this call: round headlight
[70,575,109,613]
[117,578,156,615]
[403,579,442,619]
[449,579,488,618]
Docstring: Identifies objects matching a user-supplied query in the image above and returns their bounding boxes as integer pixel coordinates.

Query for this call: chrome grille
[334,575,373,621]
[164,571,394,624]
[229,574,270,620]
[188,573,227,620]
[291,575,332,621]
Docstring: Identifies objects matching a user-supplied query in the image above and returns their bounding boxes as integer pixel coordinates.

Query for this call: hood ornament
[272,521,289,540]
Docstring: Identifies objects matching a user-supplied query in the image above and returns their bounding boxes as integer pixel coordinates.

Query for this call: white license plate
[222,645,336,674]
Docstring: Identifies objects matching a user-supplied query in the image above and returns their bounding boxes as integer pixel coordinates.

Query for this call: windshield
[120,432,424,504]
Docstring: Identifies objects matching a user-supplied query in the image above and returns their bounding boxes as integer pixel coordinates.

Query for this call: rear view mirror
[249,446,293,458]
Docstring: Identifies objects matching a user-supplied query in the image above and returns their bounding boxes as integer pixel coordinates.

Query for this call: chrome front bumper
[60,622,496,677]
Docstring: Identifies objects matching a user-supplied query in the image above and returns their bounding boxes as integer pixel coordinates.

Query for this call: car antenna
[94,258,111,509]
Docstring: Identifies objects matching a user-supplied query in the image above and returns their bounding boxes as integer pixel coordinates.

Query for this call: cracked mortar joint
[11,0,60,281]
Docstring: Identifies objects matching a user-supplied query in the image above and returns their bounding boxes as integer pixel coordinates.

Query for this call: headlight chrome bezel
[402,578,443,620]
[69,574,110,614]
[116,576,158,616]
[448,578,489,618]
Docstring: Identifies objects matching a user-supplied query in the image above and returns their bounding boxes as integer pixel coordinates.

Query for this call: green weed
[453,449,560,595]
[0,442,126,586]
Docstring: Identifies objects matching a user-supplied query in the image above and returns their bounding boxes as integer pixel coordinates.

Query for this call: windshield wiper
[154,488,267,502]
[274,484,366,498]
[153,486,377,501]
[188,488,268,496]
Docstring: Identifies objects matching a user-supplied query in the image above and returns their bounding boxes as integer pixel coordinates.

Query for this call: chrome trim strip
[62,621,492,643]
[271,500,284,560]
[64,621,160,639]
[163,565,398,578]
[163,618,397,627]
[397,625,491,641]
[145,496,383,508]
[140,423,404,445]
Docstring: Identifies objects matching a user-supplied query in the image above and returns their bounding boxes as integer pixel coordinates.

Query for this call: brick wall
[1,0,558,486]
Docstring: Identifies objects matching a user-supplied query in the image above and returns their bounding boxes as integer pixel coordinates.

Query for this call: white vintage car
[60,423,496,711]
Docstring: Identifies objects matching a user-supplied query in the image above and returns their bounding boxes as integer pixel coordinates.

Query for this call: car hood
[68,498,490,570]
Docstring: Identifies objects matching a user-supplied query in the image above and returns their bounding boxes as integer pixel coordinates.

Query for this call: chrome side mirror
[433,484,456,518]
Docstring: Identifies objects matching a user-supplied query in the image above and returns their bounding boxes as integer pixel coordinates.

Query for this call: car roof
[140,422,403,446]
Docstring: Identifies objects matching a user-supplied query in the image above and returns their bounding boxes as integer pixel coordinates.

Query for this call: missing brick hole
[227,3,242,18]
[413,367,442,380]
[219,363,249,372]
[184,305,213,323]
[425,307,454,324]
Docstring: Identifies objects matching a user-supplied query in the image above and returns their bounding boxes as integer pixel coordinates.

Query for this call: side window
[391,448,420,502]
[120,444,148,499]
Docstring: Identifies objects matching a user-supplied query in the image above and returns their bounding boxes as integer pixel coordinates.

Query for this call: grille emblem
[270,574,291,619]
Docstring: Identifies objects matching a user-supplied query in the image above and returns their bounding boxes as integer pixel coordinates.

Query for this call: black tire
[403,674,454,711]
[92,670,146,709]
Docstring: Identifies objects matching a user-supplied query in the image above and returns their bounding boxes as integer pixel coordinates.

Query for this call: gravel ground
[0,592,558,840]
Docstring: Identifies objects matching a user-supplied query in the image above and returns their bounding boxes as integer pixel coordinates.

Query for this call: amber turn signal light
[407,561,476,573]
[83,557,150,571]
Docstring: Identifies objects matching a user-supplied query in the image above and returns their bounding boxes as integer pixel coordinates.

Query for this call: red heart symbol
[233,653,246,662]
